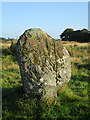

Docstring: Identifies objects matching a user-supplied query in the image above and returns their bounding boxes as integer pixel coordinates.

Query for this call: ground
[2,40,89,119]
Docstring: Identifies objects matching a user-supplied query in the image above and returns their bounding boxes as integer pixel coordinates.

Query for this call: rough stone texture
[16,28,71,98]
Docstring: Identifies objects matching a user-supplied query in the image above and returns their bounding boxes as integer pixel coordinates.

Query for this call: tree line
[0,37,17,43]
[1,28,90,43]
[60,28,90,42]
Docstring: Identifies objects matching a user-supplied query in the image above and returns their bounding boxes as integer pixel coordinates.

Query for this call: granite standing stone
[16,28,71,98]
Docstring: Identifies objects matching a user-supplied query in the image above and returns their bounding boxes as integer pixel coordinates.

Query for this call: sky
[1,2,88,39]
[88,1,90,30]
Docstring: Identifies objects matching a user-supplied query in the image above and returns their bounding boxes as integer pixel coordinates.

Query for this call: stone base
[42,86,57,98]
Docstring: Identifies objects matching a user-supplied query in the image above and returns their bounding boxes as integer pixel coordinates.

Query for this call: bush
[10,41,16,56]
[2,48,12,56]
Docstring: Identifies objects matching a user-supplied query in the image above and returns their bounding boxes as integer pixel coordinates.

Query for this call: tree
[60,28,90,42]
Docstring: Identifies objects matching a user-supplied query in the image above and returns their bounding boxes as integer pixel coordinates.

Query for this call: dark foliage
[60,28,90,42]
[10,41,17,55]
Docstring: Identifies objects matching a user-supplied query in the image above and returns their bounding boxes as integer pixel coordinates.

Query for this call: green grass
[2,42,89,119]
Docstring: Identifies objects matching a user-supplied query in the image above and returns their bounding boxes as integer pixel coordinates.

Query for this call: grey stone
[16,28,71,98]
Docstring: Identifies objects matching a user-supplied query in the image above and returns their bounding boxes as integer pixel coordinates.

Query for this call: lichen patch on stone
[16,28,71,98]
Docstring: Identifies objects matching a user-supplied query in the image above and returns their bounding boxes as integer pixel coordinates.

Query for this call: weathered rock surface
[16,28,71,98]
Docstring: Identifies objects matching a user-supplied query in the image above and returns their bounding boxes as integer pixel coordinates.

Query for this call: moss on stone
[17,28,64,71]
[16,28,71,98]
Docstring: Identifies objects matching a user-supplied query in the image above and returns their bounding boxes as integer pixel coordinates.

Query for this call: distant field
[2,40,89,47]
[62,41,89,46]
[2,40,89,119]
[2,40,17,48]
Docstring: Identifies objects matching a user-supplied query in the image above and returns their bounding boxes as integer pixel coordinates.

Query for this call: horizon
[0,27,89,40]
[1,2,88,39]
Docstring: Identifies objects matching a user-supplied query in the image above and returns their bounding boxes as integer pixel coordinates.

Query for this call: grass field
[2,41,89,119]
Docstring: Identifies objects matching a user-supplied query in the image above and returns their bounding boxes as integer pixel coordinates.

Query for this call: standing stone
[16,28,71,98]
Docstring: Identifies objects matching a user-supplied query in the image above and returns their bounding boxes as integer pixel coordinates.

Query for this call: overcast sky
[1,2,88,39]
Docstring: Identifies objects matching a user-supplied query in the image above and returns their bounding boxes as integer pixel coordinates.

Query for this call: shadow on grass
[2,86,42,119]
[75,63,90,70]
[71,74,89,82]
[2,48,17,61]
[2,48,12,56]
[2,86,23,97]
[2,85,89,119]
